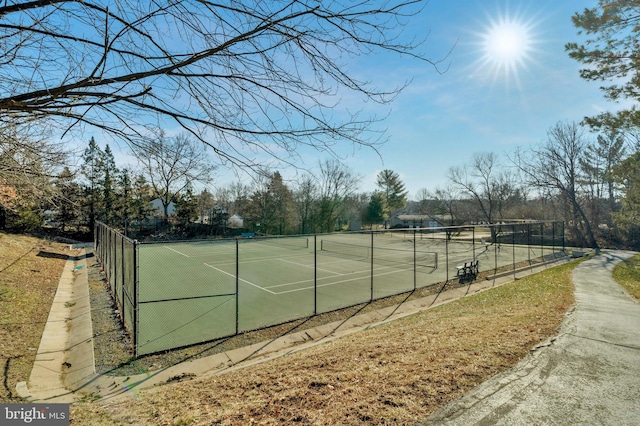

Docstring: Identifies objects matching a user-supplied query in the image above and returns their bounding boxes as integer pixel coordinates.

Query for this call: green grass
[612,253,640,299]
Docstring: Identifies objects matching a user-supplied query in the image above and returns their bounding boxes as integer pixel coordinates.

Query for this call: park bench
[456,259,479,284]
[241,232,255,238]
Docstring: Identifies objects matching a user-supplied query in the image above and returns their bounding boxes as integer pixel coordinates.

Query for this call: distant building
[390,214,452,229]
[227,214,244,229]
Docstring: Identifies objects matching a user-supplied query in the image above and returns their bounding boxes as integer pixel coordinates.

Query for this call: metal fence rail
[94,220,565,356]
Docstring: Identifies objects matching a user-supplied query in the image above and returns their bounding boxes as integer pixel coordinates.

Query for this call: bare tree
[0,126,66,228]
[293,175,318,234]
[0,1,448,171]
[316,159,360,233]
[136,131,214,219]
[416,185,463,228]
[513,121,599,249]
[448,152,521,241]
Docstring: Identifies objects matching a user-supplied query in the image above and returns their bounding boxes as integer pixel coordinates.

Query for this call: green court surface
[133,232,559,355]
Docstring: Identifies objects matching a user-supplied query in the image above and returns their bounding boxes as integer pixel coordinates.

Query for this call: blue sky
[338,0,608,199]
[98,0,613,200]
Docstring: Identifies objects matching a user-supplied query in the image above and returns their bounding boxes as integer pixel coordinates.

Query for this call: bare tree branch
[0,0,448,172]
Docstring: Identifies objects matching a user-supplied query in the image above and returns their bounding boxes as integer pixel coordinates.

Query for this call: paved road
[421,250,640,425]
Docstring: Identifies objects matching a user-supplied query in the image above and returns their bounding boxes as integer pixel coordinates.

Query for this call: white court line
[163,246,190,257]
[280,258,342,275]
[274,267,407,295]
[202,262,276,295]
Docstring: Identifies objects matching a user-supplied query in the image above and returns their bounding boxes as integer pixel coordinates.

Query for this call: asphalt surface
[421,250,640,426]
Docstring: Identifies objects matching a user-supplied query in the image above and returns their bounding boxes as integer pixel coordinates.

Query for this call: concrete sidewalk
[422,250,640,425]
[16,247,94,403]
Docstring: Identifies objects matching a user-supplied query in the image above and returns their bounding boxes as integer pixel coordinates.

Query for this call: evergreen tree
[116,169,133,235]
[246,172,296,235]
[81,137,104,231]
[100,145,118,226]
[375,169,407,228]
[54,167,82,232]
[364,192,386,229]
[197,189,216,225]
[566,1,640,129]
[132,174,152,228]
[612,152,640,249]
[176,185,199,226]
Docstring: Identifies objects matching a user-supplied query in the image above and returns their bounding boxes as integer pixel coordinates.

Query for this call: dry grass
[70,261,576,425]
[612,253,640,299]
[0,232,75,402]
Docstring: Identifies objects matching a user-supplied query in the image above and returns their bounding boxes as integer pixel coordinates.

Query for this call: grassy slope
[0,233,73,402]
[71,261,576,425]
[612,253,640,299]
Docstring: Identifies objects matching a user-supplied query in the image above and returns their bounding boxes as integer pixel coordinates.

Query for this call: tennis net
[320,240,437,270]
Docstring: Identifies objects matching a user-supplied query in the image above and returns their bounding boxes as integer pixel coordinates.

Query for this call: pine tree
[176,185,199,227]
[364,192,386,229]
[116,169,133,235]
[54,167,82,232]
[81,137,104,231]
[101,144,118,226]
[375,169,407,228]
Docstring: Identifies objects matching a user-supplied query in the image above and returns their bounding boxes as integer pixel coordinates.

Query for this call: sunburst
[471,8,542,90]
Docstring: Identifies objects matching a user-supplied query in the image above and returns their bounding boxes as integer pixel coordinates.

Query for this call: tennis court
[95,221,565,356]
[136,234,438,354]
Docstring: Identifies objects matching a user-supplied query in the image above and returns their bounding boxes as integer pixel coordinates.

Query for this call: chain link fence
[94,220,565,356]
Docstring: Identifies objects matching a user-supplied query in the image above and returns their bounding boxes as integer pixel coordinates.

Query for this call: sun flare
[471,9,541,90]
[484,21,530,65]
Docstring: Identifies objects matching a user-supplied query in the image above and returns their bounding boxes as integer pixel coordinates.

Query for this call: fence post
[472,226,476,261]
[445,234,449,282]
[512,224,516,280]
[121,235,125,314]
[314,234,317,315]
[540,222,544,262]
[370,231,374,302]
[412,229,417,290]
[527,223,531,267]
[133,240,139,358]
[494,225,498,273]
[236,238,239,335]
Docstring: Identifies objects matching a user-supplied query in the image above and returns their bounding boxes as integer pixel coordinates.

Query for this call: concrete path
[422,250,640,425]
[16,247,94,403]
